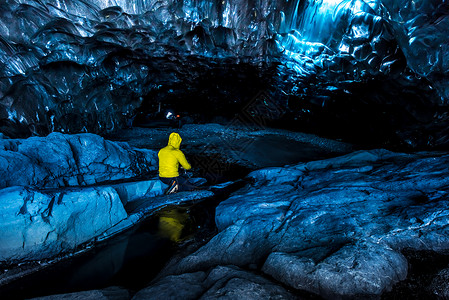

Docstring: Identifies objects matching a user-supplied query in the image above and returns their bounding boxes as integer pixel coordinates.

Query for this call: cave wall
[0,0,448,148]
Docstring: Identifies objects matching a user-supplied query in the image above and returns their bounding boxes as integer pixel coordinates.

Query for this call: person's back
[158,132,193,194]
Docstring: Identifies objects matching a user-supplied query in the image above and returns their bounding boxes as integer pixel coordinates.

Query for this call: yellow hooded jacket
[158,132,191,178]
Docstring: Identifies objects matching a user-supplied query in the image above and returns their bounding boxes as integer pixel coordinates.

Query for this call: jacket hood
[168,132,182,149]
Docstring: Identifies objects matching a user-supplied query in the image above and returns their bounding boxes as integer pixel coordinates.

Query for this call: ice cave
[1,0,449,299]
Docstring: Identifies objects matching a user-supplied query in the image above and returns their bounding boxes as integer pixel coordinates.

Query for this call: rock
[0,185,127,262]
[430,268,449,299]
[133,265,297,300]
[29,286,130,300]
[112,179,165,206]
[0,132,157,189]
[133,271,206,299]
[263,244,407,298]
[165,149,449,298]
[200,265,297,299]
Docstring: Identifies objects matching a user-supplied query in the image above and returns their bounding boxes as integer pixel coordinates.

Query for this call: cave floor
[104,123,354,171]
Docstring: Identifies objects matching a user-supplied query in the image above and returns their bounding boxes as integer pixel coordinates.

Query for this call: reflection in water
[157,208,190,242]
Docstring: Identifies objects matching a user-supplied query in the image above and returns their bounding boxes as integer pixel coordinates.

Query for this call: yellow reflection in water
[157,209,189,242]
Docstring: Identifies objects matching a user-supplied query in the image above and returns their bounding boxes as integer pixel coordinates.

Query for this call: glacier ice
[0,132,157,188]
[0,132,157,262]
[0,0,448,147]
[0,185,128,261]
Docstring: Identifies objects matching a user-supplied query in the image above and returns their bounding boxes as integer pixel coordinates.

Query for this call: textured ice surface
[0,0,448,145]
[0,185,128,262]
[160,149,449,298]
[0,132,157,188]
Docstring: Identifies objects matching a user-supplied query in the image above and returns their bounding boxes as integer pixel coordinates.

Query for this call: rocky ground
[151,149,449,299]
[4,124,449,299]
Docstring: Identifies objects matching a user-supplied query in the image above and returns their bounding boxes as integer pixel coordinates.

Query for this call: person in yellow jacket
[158,132,195,194]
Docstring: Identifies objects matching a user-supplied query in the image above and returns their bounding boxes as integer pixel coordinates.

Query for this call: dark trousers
[159,176,197,192]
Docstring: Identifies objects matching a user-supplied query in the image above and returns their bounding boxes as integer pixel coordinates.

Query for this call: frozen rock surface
[160,149,449,298]
[133,265,297,300]
[0,132,157,189]
[0,185,127,262]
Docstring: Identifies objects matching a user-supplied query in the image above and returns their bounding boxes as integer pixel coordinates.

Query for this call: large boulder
[0,132,157,189]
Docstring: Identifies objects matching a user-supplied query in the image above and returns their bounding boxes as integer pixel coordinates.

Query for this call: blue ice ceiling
[0,0,448,145]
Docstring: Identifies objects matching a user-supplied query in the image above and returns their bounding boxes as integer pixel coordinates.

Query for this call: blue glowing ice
[0,0,448,138]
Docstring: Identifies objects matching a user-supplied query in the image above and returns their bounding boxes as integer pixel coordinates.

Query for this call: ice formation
[0,0,448,147]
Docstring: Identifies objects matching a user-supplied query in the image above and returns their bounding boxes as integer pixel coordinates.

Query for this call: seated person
[158,132,196,194]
